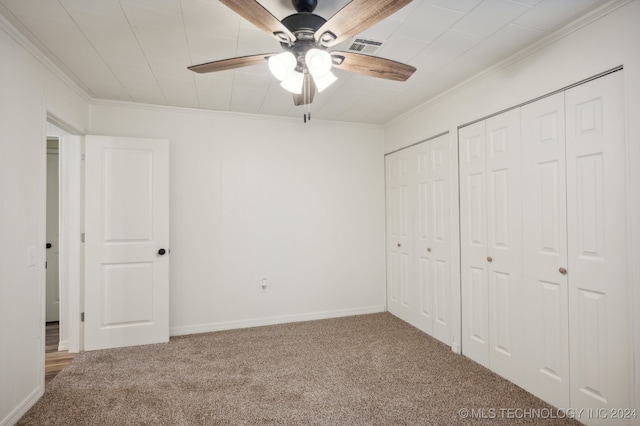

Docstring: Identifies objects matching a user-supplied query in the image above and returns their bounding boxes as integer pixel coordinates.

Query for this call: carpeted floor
[19,313,579,425]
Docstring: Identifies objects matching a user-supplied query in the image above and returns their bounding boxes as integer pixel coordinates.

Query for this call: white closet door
[565,71,631,417]
[485,110,523,384]
[386,151,413,322]
[460,121,489,368]
[413,143,434,334]
[521,93,570,408]
[429,136,451,344]
[411,134,451,343]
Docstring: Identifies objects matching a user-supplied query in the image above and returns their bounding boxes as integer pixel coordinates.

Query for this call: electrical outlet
[261,278,268,292]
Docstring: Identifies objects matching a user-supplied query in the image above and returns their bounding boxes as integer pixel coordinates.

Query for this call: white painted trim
[0,386,43,426]
[449,128,462,356]
[170,306,386,337]
[90,98,383,129]
[57,339,69,352]
[386,0,633,128]
[59,135,82,353]
[0,10,91,105]
[623,61,640,412]
[48,112,84,136]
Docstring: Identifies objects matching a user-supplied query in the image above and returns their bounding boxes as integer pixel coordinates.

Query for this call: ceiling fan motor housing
[280,12,327,70]
[292,0,318,13]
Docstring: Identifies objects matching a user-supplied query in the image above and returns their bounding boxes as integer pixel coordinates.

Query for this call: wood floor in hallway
[45,322,75,385]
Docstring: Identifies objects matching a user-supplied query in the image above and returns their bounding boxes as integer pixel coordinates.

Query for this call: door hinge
[81,312,85,322]
[81,233,85,243]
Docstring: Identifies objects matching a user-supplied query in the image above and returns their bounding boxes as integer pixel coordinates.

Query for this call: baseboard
[57,339,69,352]
[170,306,386,337]
[0,385,43,426]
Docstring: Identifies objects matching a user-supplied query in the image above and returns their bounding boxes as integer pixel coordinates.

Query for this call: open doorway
[44,135,75,384]
[44,117,82,384]
[46,137,60,325]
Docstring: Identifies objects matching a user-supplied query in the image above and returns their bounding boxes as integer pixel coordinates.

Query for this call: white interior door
[413,143,433,334]
[521,92,570,408]
[485,110,523,385]
[84,135,169,351]
[417,135,451,344]
[459,121,489,368]
[386,150,413,322]
[386,135,453,345]
[565,71,631,417]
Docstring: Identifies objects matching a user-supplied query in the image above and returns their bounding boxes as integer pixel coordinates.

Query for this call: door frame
[46,112,83,353]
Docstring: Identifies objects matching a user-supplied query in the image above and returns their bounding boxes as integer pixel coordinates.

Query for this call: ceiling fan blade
[331,51,416,81]
[293,74,316,106]
[315,0,413,47]
[188,53,276,73]
[220,0,296,43]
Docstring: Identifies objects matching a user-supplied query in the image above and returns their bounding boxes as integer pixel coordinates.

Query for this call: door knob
[158,248,167,256]
[397,243,401,247]
[559,267,567,275]
[46,243,52,249]
[487,256,493,262]
[427,248,431,252]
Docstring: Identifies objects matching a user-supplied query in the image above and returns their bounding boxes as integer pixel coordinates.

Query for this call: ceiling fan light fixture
[313,71,337,93]
[305,48,332,77]
[268,51,297,81]
[280,70,305,94]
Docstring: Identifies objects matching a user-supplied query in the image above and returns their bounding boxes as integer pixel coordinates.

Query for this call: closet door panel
[460,121,489,367]
[430,136,451,344]
[521,93,570,408]
[386,154,402,313]
[485,110,523,384]
[414,144,434,333]
[566,71,630,415]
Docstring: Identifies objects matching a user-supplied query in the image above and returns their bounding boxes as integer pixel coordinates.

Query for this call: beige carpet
[20,313,578,425]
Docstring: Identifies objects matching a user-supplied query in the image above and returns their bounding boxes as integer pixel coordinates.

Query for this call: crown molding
[0,8,92,104]
[90,97,383,129]
[386,0,633,127]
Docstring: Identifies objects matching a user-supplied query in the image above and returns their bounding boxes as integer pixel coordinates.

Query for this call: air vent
[347,38,384,54]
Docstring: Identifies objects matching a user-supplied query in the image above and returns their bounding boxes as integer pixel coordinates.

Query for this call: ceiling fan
[188,0,417,110]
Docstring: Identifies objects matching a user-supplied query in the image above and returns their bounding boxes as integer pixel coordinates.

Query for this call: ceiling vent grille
[347,38,384,54]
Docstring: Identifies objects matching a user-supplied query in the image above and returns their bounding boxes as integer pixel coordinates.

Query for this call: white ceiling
[0,0,609,124]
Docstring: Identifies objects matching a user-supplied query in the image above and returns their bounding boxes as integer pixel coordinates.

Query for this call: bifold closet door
[460,121,489,367]
[413,137,451,342]
[484,110,523,385]
[521,93,570,408]
[386,150,413,323]
[460,111,523,381]
[386,135,452,345]
[565,71,630,415]
[521,71,630,418]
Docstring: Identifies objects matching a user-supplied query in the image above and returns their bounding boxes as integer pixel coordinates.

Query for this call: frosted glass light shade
[313,71,337,92]
[268,52,297,81]
[305,49,332,77]
[280,70,304,94]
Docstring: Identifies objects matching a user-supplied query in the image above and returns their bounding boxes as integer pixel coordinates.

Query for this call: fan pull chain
[303,74,311,123]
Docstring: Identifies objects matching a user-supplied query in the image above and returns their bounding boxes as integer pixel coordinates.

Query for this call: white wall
[384,0,640,411]
[90,104,386,335]
[0,16,89,426]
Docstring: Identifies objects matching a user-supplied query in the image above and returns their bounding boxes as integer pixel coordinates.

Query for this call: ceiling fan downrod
[292,0,318,13]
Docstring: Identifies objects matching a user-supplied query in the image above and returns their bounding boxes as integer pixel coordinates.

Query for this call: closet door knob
[487,256,493,262]
[158,248,167,256]
[397,243,401,248]
[559,267,567,275]
[427,248,431,252]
